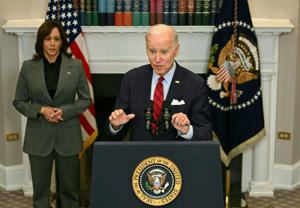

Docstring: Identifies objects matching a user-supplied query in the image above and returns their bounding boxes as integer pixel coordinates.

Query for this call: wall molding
[0,163,23,190]
[274,161,300,190]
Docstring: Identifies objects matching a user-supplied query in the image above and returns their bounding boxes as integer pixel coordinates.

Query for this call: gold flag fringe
[213,128,265,167]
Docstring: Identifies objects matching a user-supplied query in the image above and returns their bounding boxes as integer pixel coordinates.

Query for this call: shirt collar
[43,53,62,65]
[152,61,176,85]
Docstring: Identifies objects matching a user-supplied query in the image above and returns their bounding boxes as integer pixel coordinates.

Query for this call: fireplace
[91,74,123,140]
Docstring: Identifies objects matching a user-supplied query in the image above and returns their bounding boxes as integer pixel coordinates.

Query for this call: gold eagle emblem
[207,34,259,99]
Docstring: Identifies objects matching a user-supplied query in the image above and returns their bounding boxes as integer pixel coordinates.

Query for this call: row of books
[73,0,223,26]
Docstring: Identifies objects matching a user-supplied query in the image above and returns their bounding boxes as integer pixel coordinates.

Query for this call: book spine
[141,0,150,25]
[132,0,141,25]
[169,0,177,25]
[107,0,115,25]
[218,0,223,12]
[215,0,223,24]
[210,0,217,25]
[73,0,80,11]
[201,0,210,25]
[150,0,156,25]
[115,0,123,25]
[157,0,164,24]
[80,0,86,25]
[187,0,194,25]
[178,0,187,25]
[85,0,93,25]
[194,0,201,25]
[124,0,133,25]
[92,0,99,25]
[98,0,107,25]
[163,0,170,25]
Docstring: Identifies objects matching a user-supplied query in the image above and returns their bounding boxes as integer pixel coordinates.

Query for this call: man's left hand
[171,112,190,134]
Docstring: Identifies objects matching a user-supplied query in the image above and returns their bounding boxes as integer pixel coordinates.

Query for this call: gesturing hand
[171,112,190,134]
[109,109,135,130]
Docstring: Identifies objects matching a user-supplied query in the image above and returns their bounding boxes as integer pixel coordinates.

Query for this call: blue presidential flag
[206,0,265,166]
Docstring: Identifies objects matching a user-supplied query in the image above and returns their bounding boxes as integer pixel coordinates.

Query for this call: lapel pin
[175,80,180,84]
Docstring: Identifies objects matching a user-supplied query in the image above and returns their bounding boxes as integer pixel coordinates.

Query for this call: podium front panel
[90,141,224,208]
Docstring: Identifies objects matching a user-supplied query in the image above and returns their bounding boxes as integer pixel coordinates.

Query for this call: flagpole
[57,0,60,20]
[233,0,238,49]
[225,168,230,208]
[230,0,238,105]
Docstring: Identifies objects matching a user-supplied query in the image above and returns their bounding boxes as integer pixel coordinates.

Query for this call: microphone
[144,100,153,133]
[162,100,171,132]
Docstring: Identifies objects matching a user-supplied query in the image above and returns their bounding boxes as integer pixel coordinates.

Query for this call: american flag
[46,0,98,157]
[216,61,234,82]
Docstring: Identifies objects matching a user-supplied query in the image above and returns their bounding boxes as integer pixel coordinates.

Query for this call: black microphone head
[144,100,153,118]
[144,100,153,133]
[144,100,153,112]
[162,100,171,110]
[161,100,171,133]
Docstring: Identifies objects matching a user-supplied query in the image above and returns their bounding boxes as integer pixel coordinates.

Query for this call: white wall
[0,0,48,20]
[0,0,49,167]
[0,21,5,166]
[250,0,300,165]
[293,3,300,165]
[0,31,23,166]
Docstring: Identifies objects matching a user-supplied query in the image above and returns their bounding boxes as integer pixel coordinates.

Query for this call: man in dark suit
[109,24,212,141]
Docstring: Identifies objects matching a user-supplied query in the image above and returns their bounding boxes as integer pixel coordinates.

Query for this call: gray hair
[145,24,178,46]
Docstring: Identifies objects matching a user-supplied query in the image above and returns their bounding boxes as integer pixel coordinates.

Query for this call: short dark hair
[33,20,71,61]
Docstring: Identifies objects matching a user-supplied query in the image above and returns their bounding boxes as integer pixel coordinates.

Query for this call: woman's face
[43,27,62,62]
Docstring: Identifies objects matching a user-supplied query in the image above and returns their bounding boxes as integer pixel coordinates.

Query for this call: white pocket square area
[171,99,185,105]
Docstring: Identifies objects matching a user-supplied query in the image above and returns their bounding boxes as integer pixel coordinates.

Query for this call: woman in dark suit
[13,20,92,208]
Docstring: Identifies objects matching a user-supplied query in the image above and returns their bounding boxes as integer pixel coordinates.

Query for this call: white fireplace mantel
[2,18,294,196]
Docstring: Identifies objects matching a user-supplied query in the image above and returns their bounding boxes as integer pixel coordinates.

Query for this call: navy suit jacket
[113,63,212,141]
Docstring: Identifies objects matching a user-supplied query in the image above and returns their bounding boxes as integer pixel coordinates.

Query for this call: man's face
[146,31,179,76]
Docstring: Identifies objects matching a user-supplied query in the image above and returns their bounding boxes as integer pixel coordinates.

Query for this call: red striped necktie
[152,76,164,134]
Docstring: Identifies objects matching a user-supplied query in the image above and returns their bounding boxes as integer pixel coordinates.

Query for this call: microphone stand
[144,100,171,138]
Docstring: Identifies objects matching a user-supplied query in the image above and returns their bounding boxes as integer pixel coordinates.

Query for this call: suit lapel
[33,59,52,101]
[143,65,153,102]
[54,54,72,99]
[166,64,184,102]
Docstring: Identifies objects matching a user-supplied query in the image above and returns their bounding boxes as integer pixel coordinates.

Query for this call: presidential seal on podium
[132,156,182,206]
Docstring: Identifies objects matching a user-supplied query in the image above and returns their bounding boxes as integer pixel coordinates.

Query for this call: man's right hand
[109,109,135,131]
